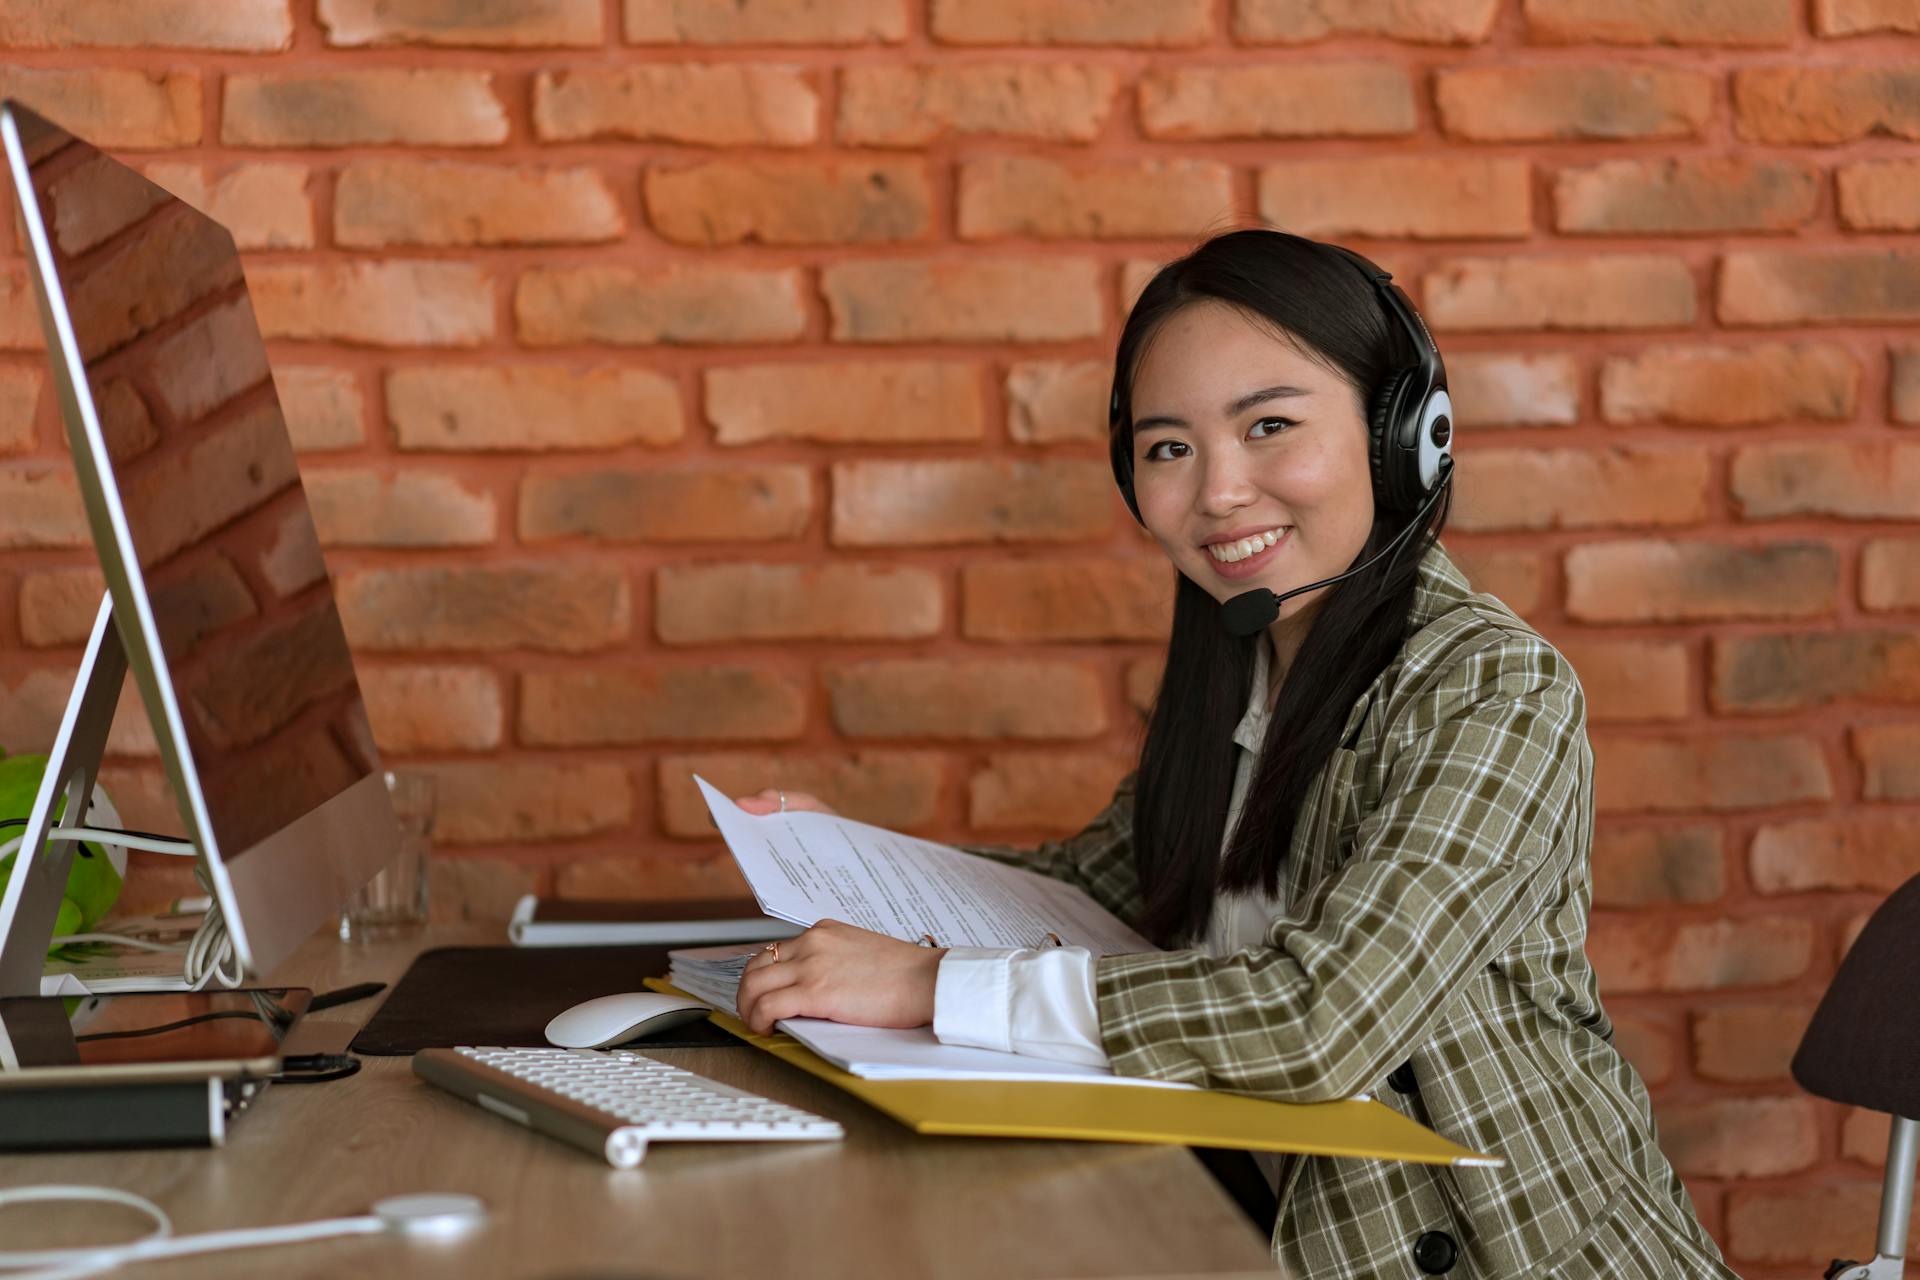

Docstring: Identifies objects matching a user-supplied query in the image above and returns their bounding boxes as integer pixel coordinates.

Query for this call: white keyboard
[413,1046,844,1168]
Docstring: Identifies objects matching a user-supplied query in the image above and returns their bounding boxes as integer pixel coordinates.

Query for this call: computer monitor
[0,100,399,994]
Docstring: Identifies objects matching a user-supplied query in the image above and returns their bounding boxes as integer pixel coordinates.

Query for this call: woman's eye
[1142,440,1189,462]
[1250,417,1296,438]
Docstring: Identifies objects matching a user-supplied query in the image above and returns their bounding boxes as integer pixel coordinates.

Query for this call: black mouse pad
[349,944,740,1056]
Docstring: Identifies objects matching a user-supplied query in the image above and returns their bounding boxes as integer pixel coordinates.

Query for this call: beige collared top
[933,542,1738,1279]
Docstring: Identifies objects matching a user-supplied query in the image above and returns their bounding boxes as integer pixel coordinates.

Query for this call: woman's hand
[736,919,945,1035]
[734,788,838,817]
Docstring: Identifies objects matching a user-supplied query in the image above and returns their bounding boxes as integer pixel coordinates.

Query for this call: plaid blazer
[963,543,1735,1280]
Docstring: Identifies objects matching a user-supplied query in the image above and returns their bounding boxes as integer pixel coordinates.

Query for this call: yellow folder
[645,978,1502,1168]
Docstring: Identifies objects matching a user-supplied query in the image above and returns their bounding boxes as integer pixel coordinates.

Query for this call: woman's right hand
[734,788,839,818]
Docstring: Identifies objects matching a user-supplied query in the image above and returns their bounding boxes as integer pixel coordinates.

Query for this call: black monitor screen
[8,104,376,859]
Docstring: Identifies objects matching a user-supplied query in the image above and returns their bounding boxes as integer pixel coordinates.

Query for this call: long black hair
[1114,229,1452,947]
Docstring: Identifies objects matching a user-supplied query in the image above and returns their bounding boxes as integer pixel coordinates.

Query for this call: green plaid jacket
[963,543,1735,1280]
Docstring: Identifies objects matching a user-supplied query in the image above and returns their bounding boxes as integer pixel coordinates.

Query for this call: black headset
[1107,241,1455,525]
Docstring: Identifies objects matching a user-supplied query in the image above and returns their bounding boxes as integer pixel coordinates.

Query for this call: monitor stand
[0,593,181,996]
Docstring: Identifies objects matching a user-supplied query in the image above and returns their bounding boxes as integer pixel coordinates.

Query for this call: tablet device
[0,987,311,1085]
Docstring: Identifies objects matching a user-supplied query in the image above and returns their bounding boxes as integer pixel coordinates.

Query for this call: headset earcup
[1368,372,1409,510]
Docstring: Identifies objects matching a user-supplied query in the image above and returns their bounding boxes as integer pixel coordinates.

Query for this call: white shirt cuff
[934,945,1108,1068]
[933,946,1015,1053]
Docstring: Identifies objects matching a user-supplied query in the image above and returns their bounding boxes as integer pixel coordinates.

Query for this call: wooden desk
[2,924,1277,1279]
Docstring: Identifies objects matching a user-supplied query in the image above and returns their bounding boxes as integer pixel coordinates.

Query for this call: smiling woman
[1135,307,1377,632]
[1114,239,1452,938]
[736,229,1739,1280]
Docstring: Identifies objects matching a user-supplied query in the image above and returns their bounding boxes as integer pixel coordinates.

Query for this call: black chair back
[1792,873,1920,1120]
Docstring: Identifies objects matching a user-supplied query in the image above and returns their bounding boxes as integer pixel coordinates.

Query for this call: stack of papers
[673,779,1182,1086]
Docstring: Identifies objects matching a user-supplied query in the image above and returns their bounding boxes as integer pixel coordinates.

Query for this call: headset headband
[1320,245,1444,406]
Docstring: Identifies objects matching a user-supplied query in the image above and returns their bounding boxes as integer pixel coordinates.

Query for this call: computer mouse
[544,992,714,1049]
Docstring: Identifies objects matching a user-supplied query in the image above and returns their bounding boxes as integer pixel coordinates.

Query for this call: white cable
[180,863,238,990]
[17,1217,386,1280]
[0,1185,170,1267]
[40,867,238,985]
[183,908,238,990]
[7,823,205,968]
[44,828,196,857]
[0,828,194,861]
[4,812,224,982]
[0,1186,485,1280]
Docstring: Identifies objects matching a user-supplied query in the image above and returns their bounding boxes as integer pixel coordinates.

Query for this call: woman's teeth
[1207,528,1285,563]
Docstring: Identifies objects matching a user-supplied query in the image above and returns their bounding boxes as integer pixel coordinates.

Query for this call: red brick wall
[1,2,1916,1271]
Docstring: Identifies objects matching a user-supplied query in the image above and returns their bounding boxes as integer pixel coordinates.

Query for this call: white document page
[695,776,1153,954]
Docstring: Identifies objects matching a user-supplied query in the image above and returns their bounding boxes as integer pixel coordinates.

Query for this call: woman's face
[1128,299,1377,632]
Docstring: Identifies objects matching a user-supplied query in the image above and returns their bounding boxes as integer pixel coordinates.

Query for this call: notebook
[507,895,801,947]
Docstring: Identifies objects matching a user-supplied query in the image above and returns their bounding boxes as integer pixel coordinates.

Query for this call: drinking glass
[339,770,433,940]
